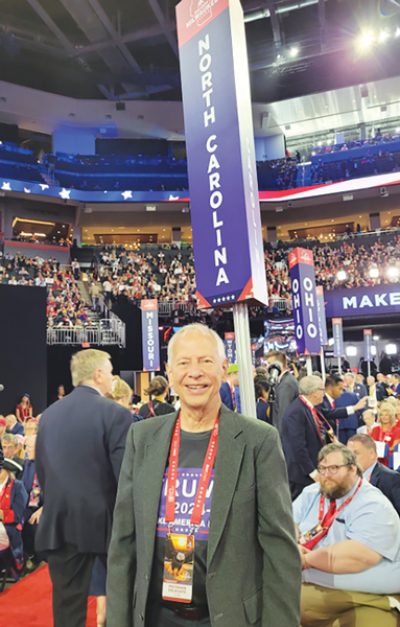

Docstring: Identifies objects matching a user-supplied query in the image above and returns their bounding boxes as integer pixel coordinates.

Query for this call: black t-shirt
[149,429,213,607]
[138,400,175,419]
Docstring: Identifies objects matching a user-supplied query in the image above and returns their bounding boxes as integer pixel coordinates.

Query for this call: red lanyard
[318,478,363,526]
[165,414,219,528]
[379,426,393,442]
[300,396,325,445]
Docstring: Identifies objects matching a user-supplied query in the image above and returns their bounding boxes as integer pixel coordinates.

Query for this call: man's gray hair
[168,323,225,366]
[344,372,355,382]
[318,442,363,477]
[1,433,18,445]
[70,348,111,387]
[299,375,324,396]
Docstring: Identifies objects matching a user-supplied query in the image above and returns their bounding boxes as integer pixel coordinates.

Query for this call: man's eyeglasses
[317,463,352,475]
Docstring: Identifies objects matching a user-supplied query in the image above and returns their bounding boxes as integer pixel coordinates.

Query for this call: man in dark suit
[346,373,368,399]
[266,349,299,435]
[281,375,328,500]
[347,434,400,516]
[317,374,367,434]
[36,349,133,627]
[107,324,301,627]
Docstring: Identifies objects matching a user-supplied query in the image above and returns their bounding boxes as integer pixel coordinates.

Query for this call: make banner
[288,248,321,355]
[141,299,160,371]
[332,318,344,358]
[176,0,267,308]
[325,283,400,318]
[224,332,236,365]
[316,286,328,345]
[364,329,372,361]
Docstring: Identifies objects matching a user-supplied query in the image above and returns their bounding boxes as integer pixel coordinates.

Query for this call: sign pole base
[233,302,256,418]
[320,346,326,383]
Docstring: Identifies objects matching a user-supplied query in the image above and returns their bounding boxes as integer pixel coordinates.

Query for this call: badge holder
[162,525,195,603]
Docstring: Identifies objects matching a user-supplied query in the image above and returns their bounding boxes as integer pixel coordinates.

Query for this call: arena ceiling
[1,0,400,103]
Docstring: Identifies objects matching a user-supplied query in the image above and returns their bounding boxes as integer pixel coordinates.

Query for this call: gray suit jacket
[273,371,299,436]
[106,404,301,627]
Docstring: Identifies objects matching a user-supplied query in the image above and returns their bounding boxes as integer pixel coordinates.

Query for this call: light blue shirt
[293,479,400,594]
[363,461,378,481]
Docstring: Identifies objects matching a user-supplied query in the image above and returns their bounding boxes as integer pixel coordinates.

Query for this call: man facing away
[265,349,299,435]
[294,442,400,627]
[107,323,301,627]
[36,349,133,627]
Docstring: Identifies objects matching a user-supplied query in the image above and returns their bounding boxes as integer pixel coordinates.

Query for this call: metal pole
[367,361,371,378]
[338,357,342,375]
[306,355,313,376]
[320,346,326,383]
[233,302,256,418]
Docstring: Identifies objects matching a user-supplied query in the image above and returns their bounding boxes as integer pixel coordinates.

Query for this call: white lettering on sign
[343,296,357,309]
[292,273,318,341]
[146,311,156,368]
[198,33,229,289]
[342,291,400,310]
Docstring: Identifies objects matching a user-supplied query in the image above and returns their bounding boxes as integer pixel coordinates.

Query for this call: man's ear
[166,363,174,388]
[221,358,229,383]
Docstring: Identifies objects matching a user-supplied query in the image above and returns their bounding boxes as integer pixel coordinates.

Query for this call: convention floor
[0,565,97,626]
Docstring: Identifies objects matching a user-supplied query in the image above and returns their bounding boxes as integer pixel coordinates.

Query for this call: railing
[134,297,291,315]
[47,321,126,347]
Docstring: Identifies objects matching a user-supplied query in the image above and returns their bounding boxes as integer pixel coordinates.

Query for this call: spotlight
[379,30,389,42]
[346,346,357,356]
[358,31,374,49]
[396,127,400,132]
[388,267,399,278]
[396,27,400,38]
[373,335,380,341]
[289,47,299,57]
[371,346,377,356]
[369,268,379,278]
[386,344,397,355]
[337,270,347,281]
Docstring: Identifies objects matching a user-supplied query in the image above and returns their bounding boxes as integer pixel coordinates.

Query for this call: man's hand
[354,396,368,411]
[29,507,43,525]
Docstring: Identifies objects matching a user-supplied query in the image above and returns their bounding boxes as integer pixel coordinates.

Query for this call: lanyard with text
[162,414,219,604]
[165,413,219,528]
[300,479,363,550]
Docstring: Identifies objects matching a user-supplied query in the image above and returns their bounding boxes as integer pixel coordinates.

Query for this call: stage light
[396,27,400,38]
[379,30,389,42]
[337,270,347,281]
[373,335,380,341]
[358,31,374,49]
[388,266,399,278]
[289,47,299,57]
[386,344,397,355]
[371,346,377,356]
[396,127,400,132]
[346,346,357,356]
[369,268,379,278]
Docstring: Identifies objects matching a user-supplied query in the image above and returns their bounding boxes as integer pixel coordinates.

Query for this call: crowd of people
[310,150,400,185]
[3,330,400,626]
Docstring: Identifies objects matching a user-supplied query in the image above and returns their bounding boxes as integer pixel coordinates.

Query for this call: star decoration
[39,184,49,191]
[121,191,132,200]
[59,188,71,199]
[24,188,31,194]
[2,182,11,190]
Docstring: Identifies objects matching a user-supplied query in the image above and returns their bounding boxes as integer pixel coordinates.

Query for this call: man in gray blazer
[266,350,299,435]
[107,324,301,627]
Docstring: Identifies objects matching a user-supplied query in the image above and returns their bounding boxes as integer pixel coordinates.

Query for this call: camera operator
[266,350,299,436]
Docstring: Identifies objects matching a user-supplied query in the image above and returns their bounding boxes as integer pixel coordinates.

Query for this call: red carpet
[0,565,97,627]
